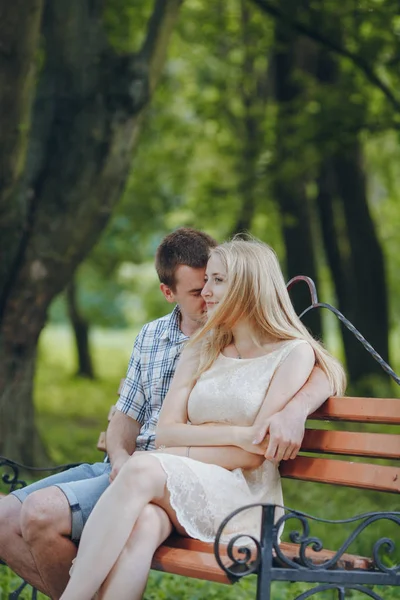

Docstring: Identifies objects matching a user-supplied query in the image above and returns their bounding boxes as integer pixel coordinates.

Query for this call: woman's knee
[118,454,165,496]
[20,487,71,544]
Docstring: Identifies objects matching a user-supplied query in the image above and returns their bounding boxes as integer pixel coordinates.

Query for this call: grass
[1,325,399,599]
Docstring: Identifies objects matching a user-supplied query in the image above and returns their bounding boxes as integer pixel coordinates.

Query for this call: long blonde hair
[190,238,346,396]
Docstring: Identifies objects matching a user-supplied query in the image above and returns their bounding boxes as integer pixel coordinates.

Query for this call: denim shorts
[12,462,111,543]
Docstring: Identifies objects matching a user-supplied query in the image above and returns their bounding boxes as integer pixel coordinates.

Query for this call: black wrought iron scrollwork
[373,537,400,575]
[214,503,262,581]
[0,456,83,494]
[274,508,400,574]
[214,503,400,588]
[293,583,384,599]
[0,459,27,492]
[8,580,29,600]
[286,275,400,385]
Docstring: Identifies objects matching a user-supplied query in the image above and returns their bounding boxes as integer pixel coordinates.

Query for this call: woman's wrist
[231,426,248,449]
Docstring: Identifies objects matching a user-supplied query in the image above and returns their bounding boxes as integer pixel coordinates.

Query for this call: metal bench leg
[256,504,275,600]
[8,579,29,599]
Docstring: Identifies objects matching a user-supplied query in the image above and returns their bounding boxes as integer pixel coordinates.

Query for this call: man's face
[161,265,207,324]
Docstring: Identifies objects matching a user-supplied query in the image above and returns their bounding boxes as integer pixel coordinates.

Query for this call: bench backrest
[98,390,400,494]
[280,396,400,493]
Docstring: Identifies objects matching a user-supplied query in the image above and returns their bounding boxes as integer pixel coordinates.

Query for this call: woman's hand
[235,426,270,455]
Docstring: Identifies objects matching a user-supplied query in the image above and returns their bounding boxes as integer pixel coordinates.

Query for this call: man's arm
[106,410,140,481]
[107,328,148,481]
[254,365,332,463]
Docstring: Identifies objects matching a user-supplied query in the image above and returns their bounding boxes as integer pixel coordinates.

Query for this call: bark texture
[0,0,183,461]
[0,0,44,290]
[232,0,267,235]
[272,11,322,336]
[315,49,389,383]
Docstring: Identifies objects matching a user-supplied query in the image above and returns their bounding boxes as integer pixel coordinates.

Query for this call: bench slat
[154,534,373,580]
[302,429,400,459]
[311,397,400,424]
[151,544,231,584]
[280,456,400,493]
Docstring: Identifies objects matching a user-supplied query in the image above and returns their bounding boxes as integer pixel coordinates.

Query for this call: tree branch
[140,0,184,93]
[250,0,400,113]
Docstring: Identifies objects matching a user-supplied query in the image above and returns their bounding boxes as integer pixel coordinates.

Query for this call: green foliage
[103,0,152,54]
[47,0,400,390]
[34,325,135,465]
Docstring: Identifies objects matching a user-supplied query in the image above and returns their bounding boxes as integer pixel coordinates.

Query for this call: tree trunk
[272,13,322,336]
[0,0,44,295]
[66,280,95,379]
[315,49,389,384]
[0,0,183,462]
[232,0,266,235]
[333,145,389,379]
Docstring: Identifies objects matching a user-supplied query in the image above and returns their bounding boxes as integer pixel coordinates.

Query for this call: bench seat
[151,534,374,584]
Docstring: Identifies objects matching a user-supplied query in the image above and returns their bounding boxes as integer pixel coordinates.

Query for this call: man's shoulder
[138,310,177,339]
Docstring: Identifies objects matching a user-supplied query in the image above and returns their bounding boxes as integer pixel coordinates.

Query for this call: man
[0,228,332,599]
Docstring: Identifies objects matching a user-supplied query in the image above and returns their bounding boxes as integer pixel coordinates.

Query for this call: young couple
[0,229,345,600]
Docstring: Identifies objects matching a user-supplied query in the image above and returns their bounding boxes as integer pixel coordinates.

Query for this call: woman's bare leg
[60,454,178,600]
[97,504,172,600]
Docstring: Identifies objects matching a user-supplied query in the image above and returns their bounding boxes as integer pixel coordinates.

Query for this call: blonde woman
[60,239,346,600]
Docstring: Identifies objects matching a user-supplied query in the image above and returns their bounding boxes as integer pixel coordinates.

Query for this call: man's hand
[109,451,131,482]
[253,402,308,463]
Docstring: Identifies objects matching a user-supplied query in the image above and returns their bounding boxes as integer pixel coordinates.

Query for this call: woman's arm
[152,445,265,470]
[235,342,316,454]
[156,346,248,449]
[156,341,315,454]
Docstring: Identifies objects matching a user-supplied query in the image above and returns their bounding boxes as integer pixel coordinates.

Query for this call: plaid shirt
[116,306,188,450]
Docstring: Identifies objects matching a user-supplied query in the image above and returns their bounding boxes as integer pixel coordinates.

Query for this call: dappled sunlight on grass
[34,325,138,464]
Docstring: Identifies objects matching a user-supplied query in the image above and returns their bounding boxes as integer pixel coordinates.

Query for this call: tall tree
[0,0,182,462]
[272,6,322,335]
[0,0,44,287]
[314,42,389,383]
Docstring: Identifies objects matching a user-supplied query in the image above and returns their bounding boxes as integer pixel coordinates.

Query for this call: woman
[60,238,346,600]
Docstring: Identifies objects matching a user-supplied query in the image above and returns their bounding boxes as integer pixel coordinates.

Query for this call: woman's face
[201,253,229,314]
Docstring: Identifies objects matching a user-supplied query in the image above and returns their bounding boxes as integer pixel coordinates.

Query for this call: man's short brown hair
[155,228,218,290]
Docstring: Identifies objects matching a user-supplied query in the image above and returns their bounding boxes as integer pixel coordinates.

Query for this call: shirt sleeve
[116,327,148,424]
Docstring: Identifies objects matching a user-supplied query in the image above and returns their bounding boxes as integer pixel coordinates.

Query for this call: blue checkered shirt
[116,306,188,450]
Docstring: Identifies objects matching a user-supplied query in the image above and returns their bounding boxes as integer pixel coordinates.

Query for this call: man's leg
[0,462,110,598]
[20,464,111,599]
[0,495,47,592]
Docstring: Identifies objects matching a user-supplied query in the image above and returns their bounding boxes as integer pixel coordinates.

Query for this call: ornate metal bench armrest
[214,503,400,591]
[0,456,83,493]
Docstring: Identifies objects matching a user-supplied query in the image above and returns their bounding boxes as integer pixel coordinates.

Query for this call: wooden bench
[93,394,400,598]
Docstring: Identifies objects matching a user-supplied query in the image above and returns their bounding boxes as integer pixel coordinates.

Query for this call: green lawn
[1,325,399,599]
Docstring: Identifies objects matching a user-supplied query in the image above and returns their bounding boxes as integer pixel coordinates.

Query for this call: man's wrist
[282,396,309,420]
[109,448,131,466]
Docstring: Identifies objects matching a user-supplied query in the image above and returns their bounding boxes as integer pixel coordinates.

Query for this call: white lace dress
[151,340,305,542]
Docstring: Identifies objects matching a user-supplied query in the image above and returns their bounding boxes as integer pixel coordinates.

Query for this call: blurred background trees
[1,0,400,462]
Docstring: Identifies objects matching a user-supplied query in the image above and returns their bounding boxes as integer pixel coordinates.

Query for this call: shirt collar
[159,305,189,344]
